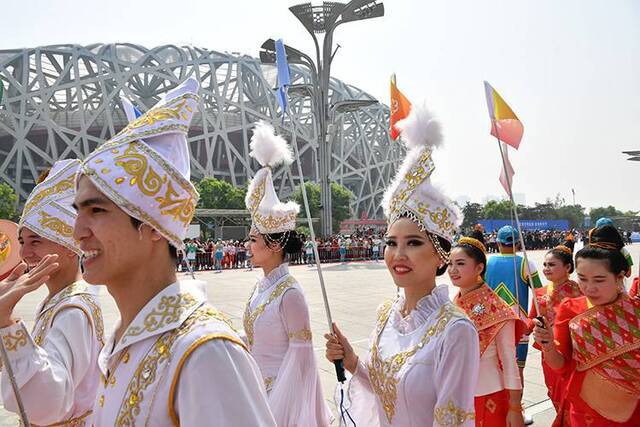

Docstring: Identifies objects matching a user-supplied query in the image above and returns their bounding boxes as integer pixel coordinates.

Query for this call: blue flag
[275,39,291,116]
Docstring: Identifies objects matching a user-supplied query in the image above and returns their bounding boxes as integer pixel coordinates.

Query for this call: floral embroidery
[121,293,199,341]
[287,328,312,342]
[243,277,296,347]
[434,400,475,426]
[367,302,458,423]
[38,211,74,237]
[115,305,233,424]
[2,328,27,351]
[22,173,76,218]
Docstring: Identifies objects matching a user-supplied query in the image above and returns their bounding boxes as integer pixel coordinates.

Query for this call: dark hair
[454,243,487,276]
[469,229,485,246]
[264,230,303,261]
[546,243,574,274]
[575,225,627,276]
[129,216,178,262]
[433,235,452,277]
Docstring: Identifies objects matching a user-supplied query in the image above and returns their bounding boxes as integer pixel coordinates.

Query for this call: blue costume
[485,226,542,368]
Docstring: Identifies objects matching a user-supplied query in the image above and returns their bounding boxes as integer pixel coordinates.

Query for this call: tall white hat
[20,159,82,254]
[245,121,300,235]
[381,104,462,259]
[78,78,200,249]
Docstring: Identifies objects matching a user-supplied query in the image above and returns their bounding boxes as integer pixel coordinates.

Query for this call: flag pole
[0,339,30,426]
[284,104,346,383]
[493,126,543,319]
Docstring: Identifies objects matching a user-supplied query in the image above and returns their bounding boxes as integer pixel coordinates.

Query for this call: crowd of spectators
[479,229,575,253]
[178,225,634,271]
[177,228,386,272]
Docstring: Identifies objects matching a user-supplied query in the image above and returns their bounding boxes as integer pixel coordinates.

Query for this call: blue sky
[4,0,640,211]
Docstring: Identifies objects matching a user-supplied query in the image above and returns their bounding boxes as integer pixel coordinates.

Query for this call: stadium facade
[0,44,403,218]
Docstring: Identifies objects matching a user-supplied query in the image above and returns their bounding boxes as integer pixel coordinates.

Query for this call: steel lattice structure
[0,43,403,218]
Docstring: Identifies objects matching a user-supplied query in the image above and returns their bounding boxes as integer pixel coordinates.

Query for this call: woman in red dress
[450,236,526,427]
[532,225,640,426]
[527,244,582,410]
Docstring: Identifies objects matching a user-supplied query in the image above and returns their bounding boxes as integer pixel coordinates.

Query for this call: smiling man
[74,77,275,426]
[0,159,104,426]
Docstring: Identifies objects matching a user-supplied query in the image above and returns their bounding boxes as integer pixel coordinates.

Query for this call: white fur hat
[381,104,462,246]
[245,121,300,234]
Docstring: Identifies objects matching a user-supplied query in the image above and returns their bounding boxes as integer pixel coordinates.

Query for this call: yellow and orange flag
[390,74,411,140]
[484,81,523,149]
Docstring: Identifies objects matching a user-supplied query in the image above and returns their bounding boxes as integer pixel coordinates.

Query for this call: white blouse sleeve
[173,338,277,426]
[496,320,522,390]
[269,288,332,426]
[433,320,479,427]
[0,308,94,425]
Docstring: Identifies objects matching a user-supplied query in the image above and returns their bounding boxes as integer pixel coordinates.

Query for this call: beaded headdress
[381,104,462,261]
[245,121,300,239]
[77,78,200,249]
[457,236,487,254]
[20,159,82,254]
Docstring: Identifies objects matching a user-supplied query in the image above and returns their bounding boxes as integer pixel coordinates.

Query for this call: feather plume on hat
[245,121,300,234]
[381,103,462,242]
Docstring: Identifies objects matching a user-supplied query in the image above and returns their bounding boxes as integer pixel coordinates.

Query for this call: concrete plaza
[1,243,638,426]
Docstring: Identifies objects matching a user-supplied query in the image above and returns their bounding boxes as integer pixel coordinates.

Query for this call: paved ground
[1,243,638,426]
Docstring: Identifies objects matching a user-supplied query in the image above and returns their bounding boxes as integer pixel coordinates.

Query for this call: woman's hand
[532,318,554,351]
[0,255,59,327]
[324,322,358,373]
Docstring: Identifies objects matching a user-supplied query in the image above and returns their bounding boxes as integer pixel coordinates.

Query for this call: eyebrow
[72,196,110,211]
[385,234,426,239]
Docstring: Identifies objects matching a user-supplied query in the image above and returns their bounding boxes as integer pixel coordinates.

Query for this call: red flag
[499,143,515,197]
[390,74,411,140]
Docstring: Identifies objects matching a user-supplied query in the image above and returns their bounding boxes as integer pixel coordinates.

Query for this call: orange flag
[484,81,524,149]
[390,74,412,140]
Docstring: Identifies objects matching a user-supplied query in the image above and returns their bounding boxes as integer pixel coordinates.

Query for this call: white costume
[78,78,276,426]
[92,282,274,426]
[347,286,479,426]
[341,104,479,426]
[0,159,104,426]
[243,122,331,426]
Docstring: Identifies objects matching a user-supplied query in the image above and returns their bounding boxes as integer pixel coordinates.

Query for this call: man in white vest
[73,77,275,425]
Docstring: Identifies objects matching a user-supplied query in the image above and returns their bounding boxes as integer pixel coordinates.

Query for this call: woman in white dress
[325,104,480,426]
[243,121,331,426]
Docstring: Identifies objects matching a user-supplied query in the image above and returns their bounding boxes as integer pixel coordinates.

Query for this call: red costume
[552,294,640,426]
[528,280,582,409]
[456,284,527,427]
[630,277,638,298]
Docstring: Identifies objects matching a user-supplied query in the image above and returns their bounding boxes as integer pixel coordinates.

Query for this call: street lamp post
[260,40,379,234]
[623,150,640,162]
[273,1,384,237]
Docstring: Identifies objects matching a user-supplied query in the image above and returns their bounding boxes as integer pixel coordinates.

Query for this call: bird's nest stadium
[0,43,403,218]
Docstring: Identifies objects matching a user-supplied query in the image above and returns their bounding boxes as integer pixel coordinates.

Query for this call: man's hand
[0,255,59,328]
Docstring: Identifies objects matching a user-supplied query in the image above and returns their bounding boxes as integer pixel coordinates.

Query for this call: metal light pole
[623,150,640,162]
[268,1,384,237]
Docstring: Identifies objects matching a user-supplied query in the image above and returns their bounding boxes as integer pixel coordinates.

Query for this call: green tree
[0,183,18,221]
[482,199,513,219]
[589,206,624,223]
[195,177,246,209]
[461,202,483,230]
[557,204,586,229]
[292,181,354,235]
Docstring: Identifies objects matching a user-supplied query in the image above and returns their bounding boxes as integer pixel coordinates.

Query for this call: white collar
[36,281,91,317]
[257,263,290,292]
[99,281,206,375]
[391,285,451,334]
